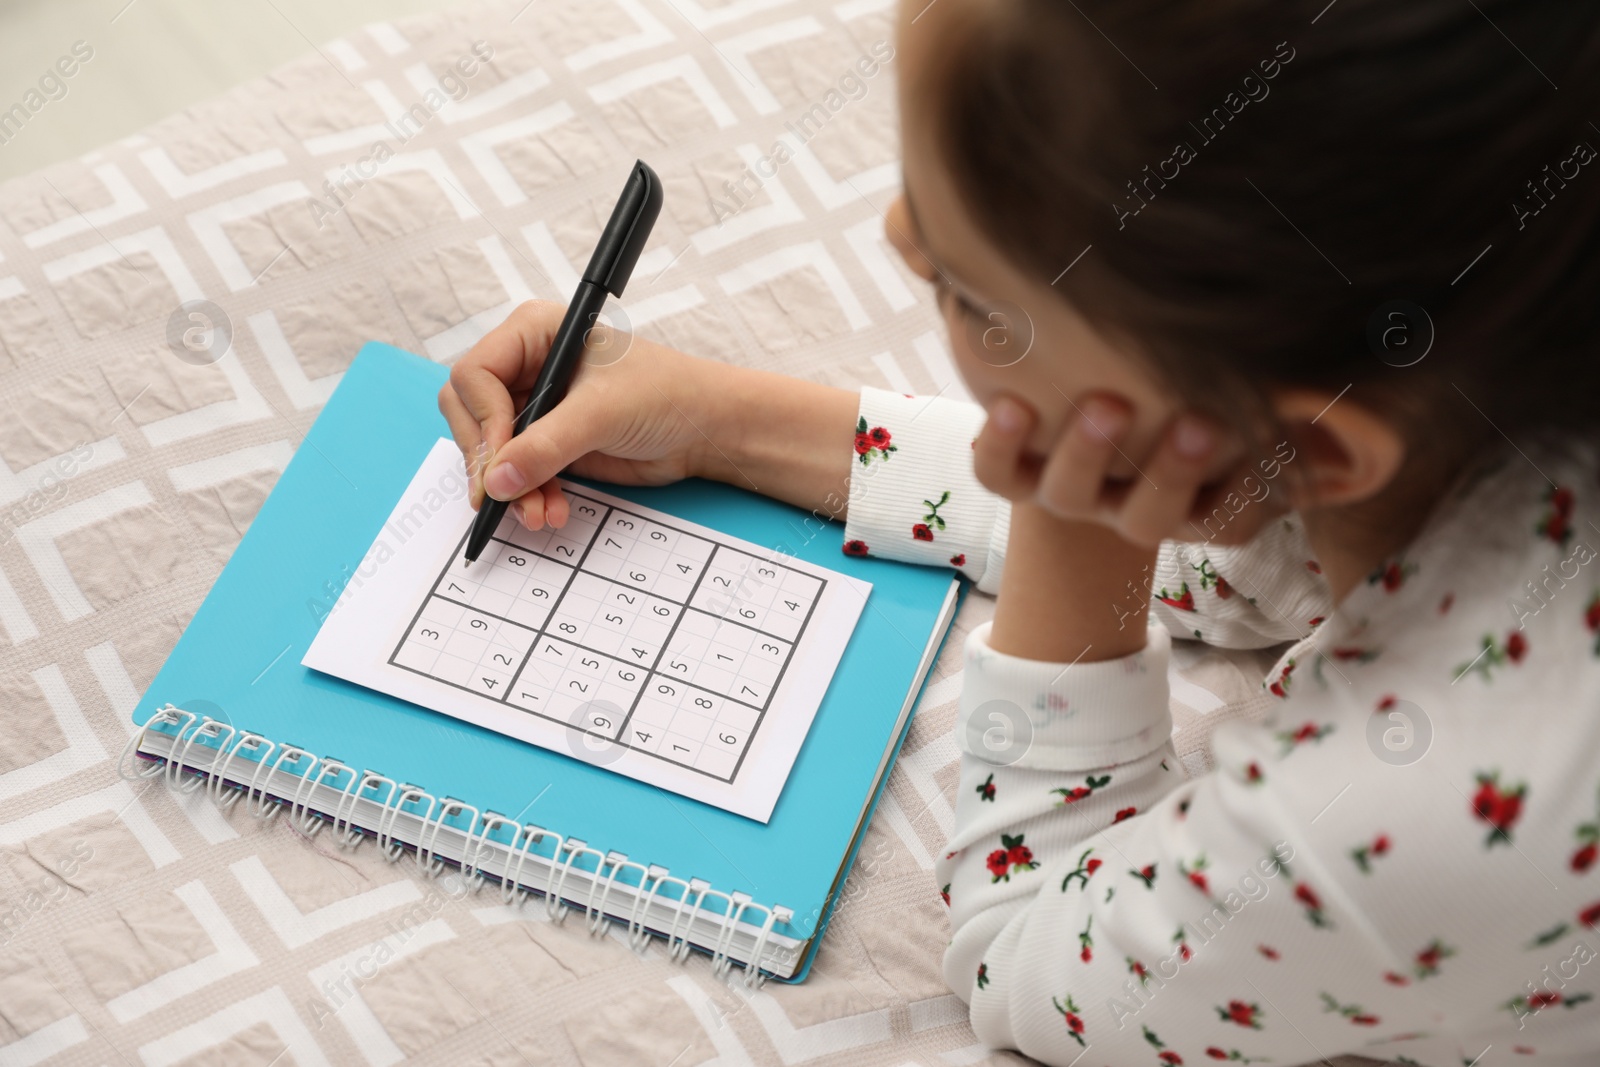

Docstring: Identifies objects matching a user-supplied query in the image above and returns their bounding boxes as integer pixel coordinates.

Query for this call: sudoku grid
[389,489,825,781]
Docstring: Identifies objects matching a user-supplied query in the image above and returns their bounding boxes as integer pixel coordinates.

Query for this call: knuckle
[517,430,562,478]
[515,298,561,324]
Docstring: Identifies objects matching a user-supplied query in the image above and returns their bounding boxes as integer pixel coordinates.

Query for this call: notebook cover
[132,342,959,964]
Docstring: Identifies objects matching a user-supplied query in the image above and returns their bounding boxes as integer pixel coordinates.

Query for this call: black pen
[463,160,663,565]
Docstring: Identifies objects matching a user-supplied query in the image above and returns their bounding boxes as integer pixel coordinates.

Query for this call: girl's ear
[1269,389,1406,510]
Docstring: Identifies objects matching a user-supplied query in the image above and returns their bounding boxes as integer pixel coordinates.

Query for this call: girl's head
[885,0,1600,547]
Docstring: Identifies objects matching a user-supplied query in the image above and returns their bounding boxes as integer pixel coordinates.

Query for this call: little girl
[441,0,1600,1063]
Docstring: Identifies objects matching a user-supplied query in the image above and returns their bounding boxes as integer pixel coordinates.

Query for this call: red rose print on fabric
[842,539,869,557]
[987,832,1038,882]
[1330,645,1379,664]
[1144,1026,1183,1065]
[1537,484,1575,546]
[1580,900,1600,928]
[949,553,965,567]
[1412,938,1454,979]
[1193,558,1231,600]
[1572,786,1600,872]
[1267,658,1296,698]
[1576,589,1600,658]
[1457,629,1530,682]
[1257,944,1280,961]
[1473,771,1528,847]
[1350,833,1390,874]
[1059,848,1103,893]
[940,883,950,906]
[921,490,949,534]
[1158,581,1197,611]
[1173,927,1193,962]
[1078,915,1094,963]
[1051,773,1111,805]
[1178,854,1211,897]
[1114,806,1138,824]
[911,522,934,541]
[1368,558,1417,592]
[855,417,897,465]
[1129,863,1157,889]
[976,773,996,802]
[975,962,989,989]
[1128,957,1153,988]
[1307,560,1323,574]
[1276,720,1334,756]
[1320,992,1380,1026]
[1527,921,1570,949]
[1215,1000,1264,1029]
[1205,1050,1266,1063]
[1053,994,1087,1046]
[1244,762,1264,785]
[1295,881,1332,928]
[1505,988,1596,1022]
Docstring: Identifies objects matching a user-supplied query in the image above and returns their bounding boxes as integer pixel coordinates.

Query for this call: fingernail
[1173,416,1214,458]
[1079,399,1128,442]
[484,463,525,500]
[992,398,1025,435]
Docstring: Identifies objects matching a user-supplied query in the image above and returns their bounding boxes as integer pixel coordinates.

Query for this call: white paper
[303,438,870,822]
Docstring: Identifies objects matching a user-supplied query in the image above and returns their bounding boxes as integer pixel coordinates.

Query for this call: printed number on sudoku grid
[390,490,823,782]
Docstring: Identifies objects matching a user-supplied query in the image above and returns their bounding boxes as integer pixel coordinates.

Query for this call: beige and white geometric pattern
[0,1,1307,1064]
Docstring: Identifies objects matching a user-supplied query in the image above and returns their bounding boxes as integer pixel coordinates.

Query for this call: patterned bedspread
[0,1,1321,1063]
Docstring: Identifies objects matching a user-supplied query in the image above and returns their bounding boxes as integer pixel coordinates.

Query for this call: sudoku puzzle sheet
[392,492,820,782]
[304,438,869,822]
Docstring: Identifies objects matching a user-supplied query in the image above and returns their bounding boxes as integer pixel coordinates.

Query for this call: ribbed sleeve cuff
[958,621,1173,770]
[844,387,1008,591]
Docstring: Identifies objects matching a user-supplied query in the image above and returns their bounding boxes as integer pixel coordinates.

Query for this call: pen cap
[581,160,664,297]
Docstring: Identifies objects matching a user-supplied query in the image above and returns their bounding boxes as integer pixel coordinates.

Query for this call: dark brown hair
[932,0,1600,451]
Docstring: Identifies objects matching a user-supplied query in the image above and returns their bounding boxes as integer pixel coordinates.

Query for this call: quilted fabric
[0,1,1373,1063]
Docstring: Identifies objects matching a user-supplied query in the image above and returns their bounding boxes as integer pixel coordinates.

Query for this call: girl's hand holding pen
[439,300,717,531]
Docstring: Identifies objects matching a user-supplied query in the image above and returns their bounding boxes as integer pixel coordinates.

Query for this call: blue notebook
[128,342,961,981]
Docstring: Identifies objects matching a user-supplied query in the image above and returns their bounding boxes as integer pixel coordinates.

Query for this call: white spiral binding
[121,707,791,980]
[329,771,370,847]
[462,812,512,891]
[419,799,473,878]
[628,865,671,950]
[378,785,428,862]
[550,838,600,923]
[668,878,711,963]
[214,733,269,810]
[284,753,324,832]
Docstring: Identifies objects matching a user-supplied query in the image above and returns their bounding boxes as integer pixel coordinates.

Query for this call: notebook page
[304,437,869,823]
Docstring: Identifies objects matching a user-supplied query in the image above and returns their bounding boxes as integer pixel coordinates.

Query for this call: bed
[0,1,1326,1063]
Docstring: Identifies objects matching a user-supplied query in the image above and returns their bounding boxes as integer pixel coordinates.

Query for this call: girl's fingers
[1034,397,1130,520]
[509,480,572,532]
[972,396,1041,501]
[1114,415,1220,547]
[541,479,571,529]
[438,385,490,508]
[447,301,568,458]
[481,396,609,503]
